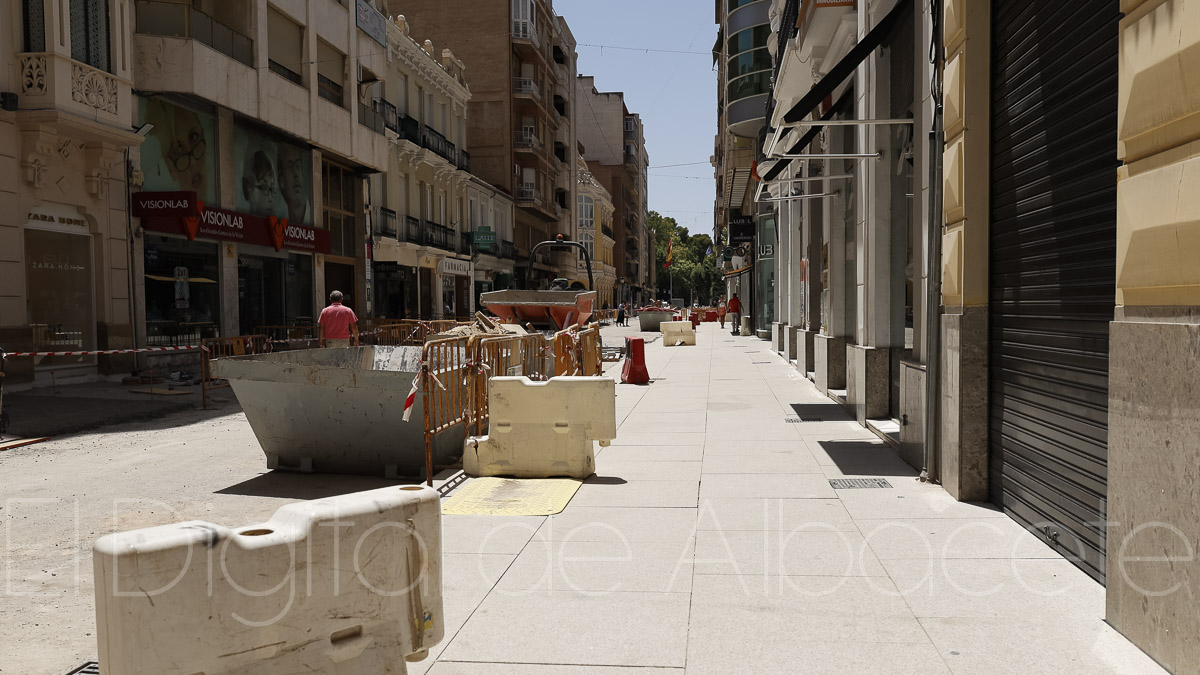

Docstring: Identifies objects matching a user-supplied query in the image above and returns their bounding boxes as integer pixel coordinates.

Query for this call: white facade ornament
[71,63,118,114]
[20,55,47,95]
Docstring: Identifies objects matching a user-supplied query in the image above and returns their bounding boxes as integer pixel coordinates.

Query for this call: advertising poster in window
[139,98,218,204]
[234,125,312,225]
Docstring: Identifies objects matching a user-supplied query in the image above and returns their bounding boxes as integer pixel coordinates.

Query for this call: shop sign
[438,258,471,276]
[759,244,774,259]
[472,226,497,248]
[133,191,200,217]
[138,191,330,254]
[729,216,755,244]
[356,0,387,46]
[26,203,89,228]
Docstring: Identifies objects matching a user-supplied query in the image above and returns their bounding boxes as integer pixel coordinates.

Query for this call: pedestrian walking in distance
[717,295,728,328]
[728,293,742,335]
[319,290,359,348]
[617,302,626,327]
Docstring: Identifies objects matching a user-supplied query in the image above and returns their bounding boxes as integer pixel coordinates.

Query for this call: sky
[554,0,718,237]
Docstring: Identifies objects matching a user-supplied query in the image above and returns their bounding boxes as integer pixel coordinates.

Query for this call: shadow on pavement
[584,476,629,485]
[3,381,242,439]
[816,440,920,477]
[215,471,417,500]
[789,402,853,420]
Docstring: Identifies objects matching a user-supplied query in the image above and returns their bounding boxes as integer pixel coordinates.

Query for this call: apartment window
[317,40,345,106]
[438,192,446,225]
[469,198,478,228]
[440,102,447,134]
[624,118,635,133]
[267,8,303,84]
[416,86,424,122]
[323,161,357,257]
[70,0,110,72]
[578,196,594,229]
[396,74,407,114]
[581,233,594,260]
[23,0,45,51]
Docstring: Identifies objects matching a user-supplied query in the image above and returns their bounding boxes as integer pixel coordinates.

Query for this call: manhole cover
[66,663,99,675]
[829,478,893,489]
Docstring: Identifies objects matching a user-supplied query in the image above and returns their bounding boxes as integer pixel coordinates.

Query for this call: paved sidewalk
[0,322,1165,674]
[423,322,1162,675]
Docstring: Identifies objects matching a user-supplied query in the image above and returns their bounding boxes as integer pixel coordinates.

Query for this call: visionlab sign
[134,191,330,254]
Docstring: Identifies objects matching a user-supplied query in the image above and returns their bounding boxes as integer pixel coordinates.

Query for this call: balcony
[377,207,398,238]
[513,77,541,100]
[516,185,540,203]
[512,19,540,49]
[135,1,253,67]
[398,113,422,145]
[602,224,614,238]
[358,100,384,135]
[514,130,542,153]
[405,216,422,244]
[500,240,516,259]
[623,152,638,168]
[424,221,456,252]
[457,149,471,173]
[421,126,457,164]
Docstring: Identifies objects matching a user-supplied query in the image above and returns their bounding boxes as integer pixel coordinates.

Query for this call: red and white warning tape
[4,345,200,357]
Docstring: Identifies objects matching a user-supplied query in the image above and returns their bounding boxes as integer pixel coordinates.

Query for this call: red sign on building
[134,191,330,254]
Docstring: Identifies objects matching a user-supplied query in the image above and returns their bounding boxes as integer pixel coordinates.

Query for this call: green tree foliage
[648,211,723,305]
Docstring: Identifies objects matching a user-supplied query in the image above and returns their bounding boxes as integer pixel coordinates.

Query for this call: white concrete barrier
[661,321,696,346]
[93,486,443,674]
[464,376,616,479]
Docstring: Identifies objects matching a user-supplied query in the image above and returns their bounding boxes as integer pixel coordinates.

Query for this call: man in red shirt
[728,293,742,335]
[318,290,359,348]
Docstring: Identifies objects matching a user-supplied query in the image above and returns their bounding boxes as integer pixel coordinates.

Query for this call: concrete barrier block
[661,321,696,346]
[465,376,616,479]
[94,486,443,674]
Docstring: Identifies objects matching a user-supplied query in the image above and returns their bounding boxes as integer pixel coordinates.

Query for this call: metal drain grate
[785,416,823,423]
[829,478,893,489]
[66,663,100,675]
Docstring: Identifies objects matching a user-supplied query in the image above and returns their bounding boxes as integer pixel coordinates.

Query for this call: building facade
[748,0,1200,668]
[2,0,143,387]
[712,0,770,328]
[369,15,475,320]
[399,0,581,291]
[575,76,651,305]
[575,156,615,307]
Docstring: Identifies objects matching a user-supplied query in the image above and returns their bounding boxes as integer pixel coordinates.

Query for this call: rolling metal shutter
[987,0,1118,583]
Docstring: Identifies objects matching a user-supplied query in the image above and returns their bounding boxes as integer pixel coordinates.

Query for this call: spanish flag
[664,238,674,268]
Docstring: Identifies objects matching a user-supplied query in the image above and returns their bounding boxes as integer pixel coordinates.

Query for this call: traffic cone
[621,336,650,384]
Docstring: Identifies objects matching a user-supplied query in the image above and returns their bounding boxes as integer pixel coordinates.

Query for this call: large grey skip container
[208,346,465,479]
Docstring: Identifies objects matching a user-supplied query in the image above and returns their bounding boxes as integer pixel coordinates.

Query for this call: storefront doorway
[24,227,95,371]
[238,253,314,333]
[373,263,417,319]
[323,262,356,312]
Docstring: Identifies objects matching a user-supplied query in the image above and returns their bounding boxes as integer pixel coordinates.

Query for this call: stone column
[1106,1,1200,669]
[937,0,990,500]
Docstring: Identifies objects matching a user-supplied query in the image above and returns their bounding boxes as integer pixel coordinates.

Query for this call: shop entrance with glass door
[24,227,96,374]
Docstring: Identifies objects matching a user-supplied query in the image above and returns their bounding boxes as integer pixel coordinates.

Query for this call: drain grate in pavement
[829,478,893,489]
[785,416,824,423]
[65,663,99,675]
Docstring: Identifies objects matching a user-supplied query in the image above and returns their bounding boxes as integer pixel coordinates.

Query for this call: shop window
[139,98,218,205]
[238,253,314,332]
[323,160,357,257]
[70,0,110,72]
[234,125,312,224]
[25,228,95,368]
[144,235,220,345]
